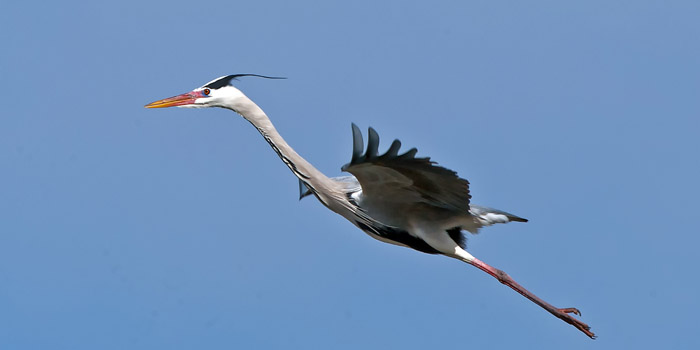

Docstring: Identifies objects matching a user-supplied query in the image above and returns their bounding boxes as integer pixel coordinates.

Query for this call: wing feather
[341,124,471,212]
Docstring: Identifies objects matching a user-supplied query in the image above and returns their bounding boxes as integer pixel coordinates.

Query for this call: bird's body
[300,173,528,252]
[145,74,595,339]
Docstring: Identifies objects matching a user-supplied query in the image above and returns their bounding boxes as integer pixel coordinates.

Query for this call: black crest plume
[204,74,286,89]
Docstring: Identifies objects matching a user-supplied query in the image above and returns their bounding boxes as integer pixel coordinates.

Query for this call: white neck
[226,94,341,206]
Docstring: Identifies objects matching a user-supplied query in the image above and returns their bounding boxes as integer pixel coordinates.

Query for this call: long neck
[230,95,340,205]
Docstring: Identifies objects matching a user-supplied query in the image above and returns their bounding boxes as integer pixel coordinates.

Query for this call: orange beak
[144,91,201,108]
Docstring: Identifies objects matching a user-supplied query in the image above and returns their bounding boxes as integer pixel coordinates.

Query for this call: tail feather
[466,204,527,233]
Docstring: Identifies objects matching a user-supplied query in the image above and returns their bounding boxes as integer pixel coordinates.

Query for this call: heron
[145,74,595,339]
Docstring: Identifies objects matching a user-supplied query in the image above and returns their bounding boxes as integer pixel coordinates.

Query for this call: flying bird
[145,74,595,339]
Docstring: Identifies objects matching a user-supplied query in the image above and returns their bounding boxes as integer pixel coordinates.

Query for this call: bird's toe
[559,307,581,316]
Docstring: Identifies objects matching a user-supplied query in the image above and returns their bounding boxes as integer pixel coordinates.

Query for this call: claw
[560,310,596,339]
[559,307,581,316]
[552,307,595,338]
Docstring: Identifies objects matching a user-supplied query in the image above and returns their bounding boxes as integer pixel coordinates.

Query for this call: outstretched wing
[341,124,471,213]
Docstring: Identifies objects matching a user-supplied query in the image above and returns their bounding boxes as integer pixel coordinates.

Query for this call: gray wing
[341,124,471,213]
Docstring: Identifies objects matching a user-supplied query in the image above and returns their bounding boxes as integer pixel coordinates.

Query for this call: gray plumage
[299,176,527,234]
[300,124,526,248]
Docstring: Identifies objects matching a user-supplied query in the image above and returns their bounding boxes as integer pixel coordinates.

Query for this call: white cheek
[178,98,209,108]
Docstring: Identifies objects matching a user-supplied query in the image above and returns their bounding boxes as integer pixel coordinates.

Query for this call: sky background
[1,1,699,349]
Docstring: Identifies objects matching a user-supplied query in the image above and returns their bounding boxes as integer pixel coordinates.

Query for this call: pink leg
[470,258,596,339]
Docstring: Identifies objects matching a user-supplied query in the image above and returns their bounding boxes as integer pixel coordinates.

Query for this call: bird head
[144,74,284,110]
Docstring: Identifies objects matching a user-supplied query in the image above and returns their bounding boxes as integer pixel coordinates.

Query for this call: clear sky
[1,1,699,349]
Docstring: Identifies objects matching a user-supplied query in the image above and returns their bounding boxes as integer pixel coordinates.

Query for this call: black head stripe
[204,74,286,89]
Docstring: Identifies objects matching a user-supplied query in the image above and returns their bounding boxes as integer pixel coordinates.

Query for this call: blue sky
[1,1,699,349]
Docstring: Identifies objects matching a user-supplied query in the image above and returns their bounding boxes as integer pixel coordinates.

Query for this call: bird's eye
[203,88,211,96]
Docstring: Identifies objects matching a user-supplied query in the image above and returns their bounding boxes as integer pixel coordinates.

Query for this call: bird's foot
[555,307,596,339]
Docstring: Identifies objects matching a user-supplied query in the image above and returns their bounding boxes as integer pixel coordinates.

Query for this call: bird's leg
[469,257,596,339]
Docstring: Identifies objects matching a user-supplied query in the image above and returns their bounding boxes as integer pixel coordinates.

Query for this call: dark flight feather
[342,124,472,213]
